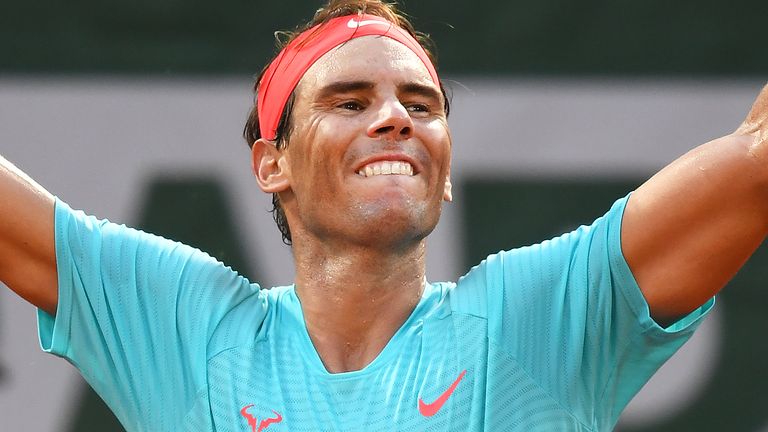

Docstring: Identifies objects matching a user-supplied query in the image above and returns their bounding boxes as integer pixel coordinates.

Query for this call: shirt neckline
[284,282,439,379]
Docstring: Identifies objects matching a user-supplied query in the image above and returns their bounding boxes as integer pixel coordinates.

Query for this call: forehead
[296,36,435,95]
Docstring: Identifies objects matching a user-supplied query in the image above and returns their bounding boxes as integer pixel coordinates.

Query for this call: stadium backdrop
[1,0,768,430]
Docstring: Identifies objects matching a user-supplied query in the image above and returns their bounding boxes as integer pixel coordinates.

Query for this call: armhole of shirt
[38,197,76,357]
[610,193,715,338]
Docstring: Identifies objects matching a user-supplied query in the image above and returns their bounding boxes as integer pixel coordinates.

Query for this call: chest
[204,314,488,432]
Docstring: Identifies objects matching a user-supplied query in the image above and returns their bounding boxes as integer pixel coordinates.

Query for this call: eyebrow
[315,80,443,104]
[398,82,443,104]
[316,80,375,100]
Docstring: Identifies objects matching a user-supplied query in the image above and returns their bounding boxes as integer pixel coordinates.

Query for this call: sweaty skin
[251,36,452,373]
[622,84,768,325]
[0,156,56,315]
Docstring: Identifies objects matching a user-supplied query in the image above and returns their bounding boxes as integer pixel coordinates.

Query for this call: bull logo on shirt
[240,405,283,432]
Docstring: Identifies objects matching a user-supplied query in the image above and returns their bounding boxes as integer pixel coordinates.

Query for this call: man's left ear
[443,174,453,202]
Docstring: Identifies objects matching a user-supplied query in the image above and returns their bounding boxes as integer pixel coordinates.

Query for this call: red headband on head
[257,13,440,141]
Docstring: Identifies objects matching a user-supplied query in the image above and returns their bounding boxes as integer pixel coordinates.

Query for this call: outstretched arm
[622,83,768,325]
[0,155,57,315]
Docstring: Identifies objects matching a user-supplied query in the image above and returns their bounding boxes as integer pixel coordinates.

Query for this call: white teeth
[357,160,415,177]
[391,162,413,175]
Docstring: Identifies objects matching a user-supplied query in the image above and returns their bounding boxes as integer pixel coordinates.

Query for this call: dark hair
[243,0,449,245]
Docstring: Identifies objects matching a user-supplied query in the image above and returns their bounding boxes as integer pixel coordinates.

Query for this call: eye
[406,103,430,114]
[338,100,364,111]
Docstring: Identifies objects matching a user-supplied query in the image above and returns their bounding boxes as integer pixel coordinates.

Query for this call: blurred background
[1,0,767,430]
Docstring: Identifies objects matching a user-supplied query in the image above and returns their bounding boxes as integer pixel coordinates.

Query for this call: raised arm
[622,83,768,325]
[0,155,57,315]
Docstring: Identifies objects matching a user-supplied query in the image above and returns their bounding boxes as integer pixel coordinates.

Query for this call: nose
[366,99,414,140]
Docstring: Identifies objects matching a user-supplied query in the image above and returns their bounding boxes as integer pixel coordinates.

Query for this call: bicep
[0,156,57,314]
[622,135,768,324]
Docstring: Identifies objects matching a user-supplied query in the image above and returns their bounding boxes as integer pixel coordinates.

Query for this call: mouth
[356,160,415,178]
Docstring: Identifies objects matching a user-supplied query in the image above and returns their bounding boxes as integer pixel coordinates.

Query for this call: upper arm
[0,155,58,315]
[622,105,768,324]
[40,205,259,429]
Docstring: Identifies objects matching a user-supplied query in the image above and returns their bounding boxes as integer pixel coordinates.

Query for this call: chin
[352,201,440,247]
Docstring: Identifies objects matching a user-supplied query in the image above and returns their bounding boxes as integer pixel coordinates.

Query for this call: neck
[292,237,427,373]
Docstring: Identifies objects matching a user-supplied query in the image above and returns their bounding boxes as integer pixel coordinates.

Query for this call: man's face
[277,35,452,249]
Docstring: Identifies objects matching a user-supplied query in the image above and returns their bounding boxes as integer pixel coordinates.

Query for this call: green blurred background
[2,0,767,76]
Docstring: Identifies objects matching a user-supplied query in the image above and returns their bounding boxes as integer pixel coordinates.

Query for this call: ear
[251,139,290,193]
[442,169,453,202]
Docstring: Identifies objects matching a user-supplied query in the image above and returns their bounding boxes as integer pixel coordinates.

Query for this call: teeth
[357,160,415,177]
[396,162,413,175]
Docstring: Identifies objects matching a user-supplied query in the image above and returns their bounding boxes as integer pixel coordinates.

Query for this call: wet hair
[243,0,449,245]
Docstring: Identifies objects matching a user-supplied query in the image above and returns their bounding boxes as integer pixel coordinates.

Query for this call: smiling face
[254,35,452,251]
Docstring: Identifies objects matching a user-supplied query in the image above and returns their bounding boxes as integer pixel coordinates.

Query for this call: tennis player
[1,0,767,430]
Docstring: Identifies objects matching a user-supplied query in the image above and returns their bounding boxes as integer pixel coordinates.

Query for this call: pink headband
[257,13,440,141]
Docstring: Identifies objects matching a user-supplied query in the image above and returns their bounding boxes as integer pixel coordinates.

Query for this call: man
[1,0,767,430]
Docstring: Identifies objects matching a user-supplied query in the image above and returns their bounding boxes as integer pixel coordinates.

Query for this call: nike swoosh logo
[347,18,390,29]
[418,369,467,417]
